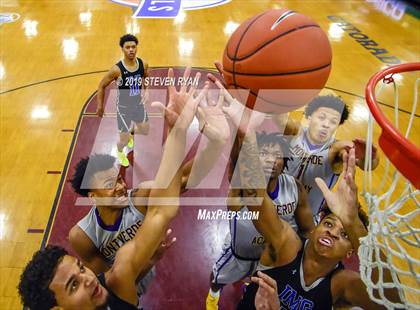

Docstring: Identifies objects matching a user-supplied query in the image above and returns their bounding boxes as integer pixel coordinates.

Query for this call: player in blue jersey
[97,34,150,167]
[234,129,400,310]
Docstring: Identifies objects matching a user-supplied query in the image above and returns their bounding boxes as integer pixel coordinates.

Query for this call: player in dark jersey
[234,133,400,309]
[97,34,150,167]
[17,68,210,310]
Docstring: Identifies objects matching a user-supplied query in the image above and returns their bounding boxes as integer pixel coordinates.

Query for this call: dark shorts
[117,103,148,133]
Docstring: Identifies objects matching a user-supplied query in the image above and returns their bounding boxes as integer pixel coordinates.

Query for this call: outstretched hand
[207,72,266,134]
[315,148,358,226]
[152,67,209,130]
[252,271,280,310]
[196,89,230,144]
[353,138,379,170]
[151,228,177,262]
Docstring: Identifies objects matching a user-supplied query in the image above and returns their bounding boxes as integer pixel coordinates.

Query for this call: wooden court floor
[0,0,419,309]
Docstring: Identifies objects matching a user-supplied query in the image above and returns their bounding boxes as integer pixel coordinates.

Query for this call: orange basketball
[222,9,332,113]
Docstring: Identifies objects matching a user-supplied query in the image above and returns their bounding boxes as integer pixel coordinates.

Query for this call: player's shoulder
[140,58,148,70]
[330,268,360,298]
[110,64,121,74]
[68,224,95,249]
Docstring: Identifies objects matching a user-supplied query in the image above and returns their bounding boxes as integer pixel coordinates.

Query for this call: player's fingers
[187,71,201,96]
[207,72,218,84]
[180,66,192,93]
[151,101,166,112]
[194,84,209,110]
[347,148,356,176]
[342,150,349,177]
[196,106,206,123]
[222,106,233,118]
[166,228,172,236]
[315,177,331,199]
[353,138,366,145]
[167,68,176,94]
[207,73,233,101]
[216,88,224,109]
[166,237,177,247]
[256,271,277,290]
[214,61,223,75]
[255,279,276,295]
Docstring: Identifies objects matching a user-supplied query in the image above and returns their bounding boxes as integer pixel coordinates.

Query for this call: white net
[358,73,420,309]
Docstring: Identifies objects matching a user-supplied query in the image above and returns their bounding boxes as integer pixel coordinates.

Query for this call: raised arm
[208,74,301,263]
[272,113,301,136]
[182,89,230,188]
[317,148,400,308]
[106,68,207,305]
[97,66,120,117]
[329,138,380,174]
[294,179,315,238]
[237,129,301,265]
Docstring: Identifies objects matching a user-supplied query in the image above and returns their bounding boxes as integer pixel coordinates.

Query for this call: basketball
[222,9,332,113]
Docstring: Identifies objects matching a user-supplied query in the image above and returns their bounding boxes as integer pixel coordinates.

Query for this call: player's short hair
[70,154,116,196]
[18,245,67,310]
[320,202,369,230]
[119,34,138,47]
[304,95,349,124]
[256,131,290,170]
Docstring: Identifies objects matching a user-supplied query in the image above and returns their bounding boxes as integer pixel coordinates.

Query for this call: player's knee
[136,122,149,135]
[119,133,130,144]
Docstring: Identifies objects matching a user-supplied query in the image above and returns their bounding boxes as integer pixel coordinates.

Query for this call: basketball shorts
[211,234,258,285]
[117,103,148,133]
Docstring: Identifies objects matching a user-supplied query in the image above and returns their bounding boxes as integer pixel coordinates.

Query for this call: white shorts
[211,234,258,285]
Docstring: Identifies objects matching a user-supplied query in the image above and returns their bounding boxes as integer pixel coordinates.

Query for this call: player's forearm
[136,260,154,283]
[97,87,105,109]
[183,138,225,188]
[238,131,266,195]
[273,113,300,136]
[148,127,187,220]
[154,127,187,188]
[342,217,367,252]
[238,132,279,237]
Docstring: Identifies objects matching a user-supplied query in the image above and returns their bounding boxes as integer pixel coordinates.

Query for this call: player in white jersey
[206,132,314,310]
[68,154,160,308]
[277,95,379,222]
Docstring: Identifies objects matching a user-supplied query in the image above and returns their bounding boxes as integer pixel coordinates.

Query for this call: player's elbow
[147,203,179,223]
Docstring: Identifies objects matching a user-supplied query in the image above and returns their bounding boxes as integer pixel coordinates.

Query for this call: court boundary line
[1,67,417,117]
[40,91,96,249]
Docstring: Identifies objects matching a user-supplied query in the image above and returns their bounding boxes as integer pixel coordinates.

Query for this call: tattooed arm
[238,130,301,265]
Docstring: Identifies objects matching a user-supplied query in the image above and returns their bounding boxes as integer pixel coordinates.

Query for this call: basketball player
[17,68,210,310]
[68,154,161,309]
[275,95,380,223]
[97,34,150,167]
[206,131,315,310]
[234,128,400,309]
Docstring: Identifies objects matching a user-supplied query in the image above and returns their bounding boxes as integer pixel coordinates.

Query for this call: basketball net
[358,68,419,309]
